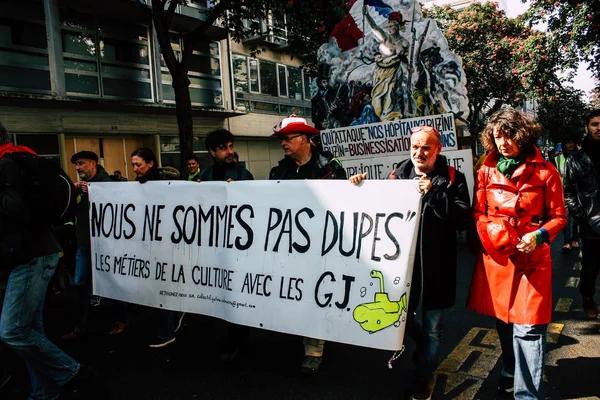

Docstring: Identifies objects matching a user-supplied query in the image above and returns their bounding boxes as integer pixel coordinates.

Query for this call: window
[61,8,152,101]
[0,3,51,94]
[14,134,60,165]
[259,60,277,97]
[277,64,287,97]
[249,58,259,93]
[161,37,223,107]
[232,54,248,92]
[98,19,152,100]
[303,70,313,100]
[231,53,310,116]
[159,136,212,171]
[270,10,287,43]
[288,66,303,100]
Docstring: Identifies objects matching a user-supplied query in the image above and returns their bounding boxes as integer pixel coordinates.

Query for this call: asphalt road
[1,236,598,400]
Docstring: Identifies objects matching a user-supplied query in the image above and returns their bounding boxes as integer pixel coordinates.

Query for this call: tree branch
[151,0,179,74]
[181,1,227,71]
[165,0,179,30]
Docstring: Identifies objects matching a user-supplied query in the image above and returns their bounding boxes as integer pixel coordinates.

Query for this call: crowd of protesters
[0,108,599,400]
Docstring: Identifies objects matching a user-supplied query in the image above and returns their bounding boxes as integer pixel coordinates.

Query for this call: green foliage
[536,86,590,144]
[525,0,600,81]
[424,2,563,135]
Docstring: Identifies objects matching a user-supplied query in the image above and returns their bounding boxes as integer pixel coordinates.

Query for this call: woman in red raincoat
[467,109,566,399]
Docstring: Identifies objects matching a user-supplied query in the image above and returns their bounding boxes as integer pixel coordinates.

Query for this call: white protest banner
[89,180,422,351]
[341,149,475,199]
[320,113,458,160]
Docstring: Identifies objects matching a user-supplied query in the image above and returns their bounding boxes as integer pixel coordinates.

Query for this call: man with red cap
[270,115,346,374]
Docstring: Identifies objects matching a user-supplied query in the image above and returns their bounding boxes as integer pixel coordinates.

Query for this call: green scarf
[496,153,525,178]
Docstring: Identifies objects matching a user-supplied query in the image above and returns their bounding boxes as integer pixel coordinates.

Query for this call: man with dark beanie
[61,150,114,340]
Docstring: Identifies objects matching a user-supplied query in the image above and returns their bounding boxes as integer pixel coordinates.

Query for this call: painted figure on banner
[364,9,410,121]
[314,0,469,128]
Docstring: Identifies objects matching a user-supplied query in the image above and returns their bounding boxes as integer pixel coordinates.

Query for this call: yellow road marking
[547,323,564,344]
[565,277,580,288]
[433,327,502,399]
[555,298,573,312]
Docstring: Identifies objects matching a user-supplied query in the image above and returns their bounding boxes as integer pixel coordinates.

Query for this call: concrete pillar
[44,0,66,98]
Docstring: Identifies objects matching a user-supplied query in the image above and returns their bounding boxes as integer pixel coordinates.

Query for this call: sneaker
[562,244,572,252]
[497,375,514,395]
[61,328,87,341]
[300,355,322,375]
[582,296,598,320]
[149,337,176,349]
[411,378,434,400]
[108,322,129,336]
[174,312,186,333]
[572,241,580,248]
[0,370,11,391]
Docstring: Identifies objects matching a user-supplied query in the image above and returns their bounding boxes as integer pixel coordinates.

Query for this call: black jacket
[564,137,600,238]
[392,155,471,310]
[76,164,112,250]
[269,148,346,181]
[0,154,61,269]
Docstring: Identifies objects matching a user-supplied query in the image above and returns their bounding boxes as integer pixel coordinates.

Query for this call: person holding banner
[62,150,114,341]
[196,128,254,363]
[197,129,253,182]
[131,147,186,348]
[350,124,470,399]
[270,114,346,375]
[467,109,566,399]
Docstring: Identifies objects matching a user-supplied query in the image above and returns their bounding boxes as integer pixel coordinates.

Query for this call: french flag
[332,0,393,52]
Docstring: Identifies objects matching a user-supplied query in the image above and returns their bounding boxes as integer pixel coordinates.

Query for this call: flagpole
[362,0,366,46]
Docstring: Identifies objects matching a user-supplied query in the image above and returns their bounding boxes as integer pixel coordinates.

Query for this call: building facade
[0,0,314,180]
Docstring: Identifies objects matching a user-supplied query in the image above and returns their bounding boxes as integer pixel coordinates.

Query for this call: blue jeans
[409,308,444,379]
[0,253,79,400]
[74,247,91,330]
[496,320,546,399]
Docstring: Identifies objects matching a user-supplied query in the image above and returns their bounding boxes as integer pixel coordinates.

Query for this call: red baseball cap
[273,114,320,136]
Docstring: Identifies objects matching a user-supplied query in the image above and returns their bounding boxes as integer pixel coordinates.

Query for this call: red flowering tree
[424,2,563,137]
[525,0,600,81]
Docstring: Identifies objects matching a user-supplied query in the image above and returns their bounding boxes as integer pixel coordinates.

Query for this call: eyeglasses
[279,134,304,143]
[410,126,440,137]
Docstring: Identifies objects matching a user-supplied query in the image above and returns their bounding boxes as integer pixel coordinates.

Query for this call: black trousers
[580,238,600,298]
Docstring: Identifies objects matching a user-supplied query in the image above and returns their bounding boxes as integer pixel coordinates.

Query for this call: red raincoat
[467,148,567,325]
